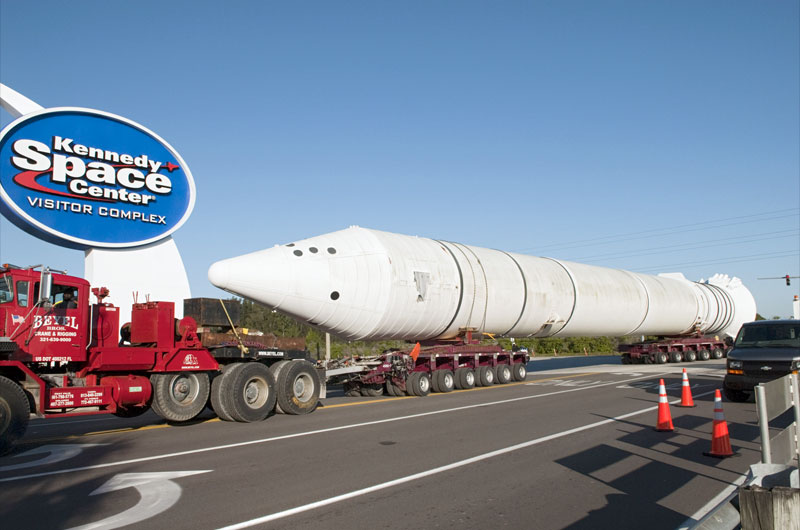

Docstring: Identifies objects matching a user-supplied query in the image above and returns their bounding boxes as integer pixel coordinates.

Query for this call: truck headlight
[728,360,743,370]
[791,360,799,372]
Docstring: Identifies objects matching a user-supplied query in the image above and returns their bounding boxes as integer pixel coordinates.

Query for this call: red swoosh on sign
[12,170,114,203]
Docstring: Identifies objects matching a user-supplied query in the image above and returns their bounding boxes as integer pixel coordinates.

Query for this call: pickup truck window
[735,323,800,349]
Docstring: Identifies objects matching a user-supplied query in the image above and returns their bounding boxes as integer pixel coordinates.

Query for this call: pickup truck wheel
[669,351,683,363]
[272,360,320,414]
[712,348,724,359]
[698,349,711,361]
[685,350,697,362]
[723,387,750,403]
[226,362,277,422]
[0,376,29,455]
[477,366,495,386]
[361,384,384,397]
[495,364,512,384]
[512,363,527,381]
[455,368,476,389]
[150,372,210,422]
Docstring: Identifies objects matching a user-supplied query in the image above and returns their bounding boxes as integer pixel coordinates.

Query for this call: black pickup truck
[723,319,800,402]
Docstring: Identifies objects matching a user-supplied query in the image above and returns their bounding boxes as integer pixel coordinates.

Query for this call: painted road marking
[217,388,720,529]
[0,444,107,472]
[66,470,211,530]
[0,372,666,483]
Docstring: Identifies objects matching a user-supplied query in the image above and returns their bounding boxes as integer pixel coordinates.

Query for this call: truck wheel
[698,349,711,361]
[210,364,238,422]
[0,376,29,455]
[433,370,455,392]
[723,387,750,403]
[712,348,724,360]
[655,352,668,364]
[685,350,697,362]
[669,351,683,363]
[495,364,512,384]
[621,354,632,365]
[361,384,384,397]
[407,372,431,396]
[272,360,320,414]
[477,366,495,386]
[150,372,210,422]
[385,380,396,396]
[512,363,527,381]
[455,368,476,389]
[226,363,277,422]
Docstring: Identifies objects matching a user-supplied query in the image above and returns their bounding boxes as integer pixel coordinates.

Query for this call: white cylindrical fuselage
[208,226,756,341]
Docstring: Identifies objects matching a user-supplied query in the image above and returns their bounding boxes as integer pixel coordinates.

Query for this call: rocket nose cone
[208,260,231,290]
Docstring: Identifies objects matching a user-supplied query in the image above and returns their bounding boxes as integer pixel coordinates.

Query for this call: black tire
[385,380,397,396]
[698,349,711,361]
[438,370,455,392]
[150,372,210,422]
[271,360,320,415]
[712,348,724,360]
[406,372,431,396]
[455,368,476,389]
[431,371,443,393]
[224,363,277,422]
[723,386,750,403]
[621,354,632,365]
[512,363,527,382]
[495,364,512,384]
[669,351,683,363]
[211,363,238,422]
[655,352,668,364]
[643,355,653,365]
[361,384,384,397]
[477,366,495,386]
[685,350,697,362]
[0,376,29,455]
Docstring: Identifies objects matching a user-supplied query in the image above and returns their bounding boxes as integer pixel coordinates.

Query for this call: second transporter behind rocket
[208,226,757,342]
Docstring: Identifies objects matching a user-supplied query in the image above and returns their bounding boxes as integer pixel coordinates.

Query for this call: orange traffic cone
[654,379,674,431]
[677,369,695,408]
[704,389,735,458]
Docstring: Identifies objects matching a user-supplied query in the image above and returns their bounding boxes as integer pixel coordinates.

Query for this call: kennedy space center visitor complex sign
[0,107,196,249]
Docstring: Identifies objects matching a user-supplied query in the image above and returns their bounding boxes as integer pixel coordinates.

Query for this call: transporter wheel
[621,354,632,365]
[512,363,527,382]
[407,372,431,397]
[385,380,397,396]
[495,364,512,384]
[477,366,495,387]
[210,364,238,422]
[685,350,697,362]
[361,384,385,397]
[150,372,210,423]
[655,352,668,365]
[0,376,29,455]
[455,368,476,389]
[431,370,455,393]
[225,363,277,422]
[271,360,321,414]
[712,348,725,360]
[698,349,711,361]
[723,386,750,403]
[669,351,683,363]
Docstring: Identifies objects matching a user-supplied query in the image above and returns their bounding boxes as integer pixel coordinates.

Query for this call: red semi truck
[0,264,529,454]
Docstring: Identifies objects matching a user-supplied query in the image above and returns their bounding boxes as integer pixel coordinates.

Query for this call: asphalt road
[0,358,766,530]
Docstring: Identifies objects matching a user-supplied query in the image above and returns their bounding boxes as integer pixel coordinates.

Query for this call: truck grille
[742,360,792,377]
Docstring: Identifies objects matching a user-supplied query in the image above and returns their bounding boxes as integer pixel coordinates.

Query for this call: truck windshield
[735,324,800,349]
[0,275,12,304]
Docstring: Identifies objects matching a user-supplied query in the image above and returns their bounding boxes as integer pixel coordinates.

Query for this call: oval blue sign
[0,107,195,248]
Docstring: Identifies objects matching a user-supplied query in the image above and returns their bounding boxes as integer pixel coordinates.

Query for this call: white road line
[0,372,667,483]
[219,388,720,529]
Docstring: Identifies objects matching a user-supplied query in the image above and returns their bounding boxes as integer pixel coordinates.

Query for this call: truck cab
[0,264,90,363]
[723,319,800,402]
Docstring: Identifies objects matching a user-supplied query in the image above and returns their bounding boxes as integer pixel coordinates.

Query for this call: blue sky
[1,1,798,319]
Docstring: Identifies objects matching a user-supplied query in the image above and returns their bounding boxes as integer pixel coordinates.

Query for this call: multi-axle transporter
[0,265,526,454]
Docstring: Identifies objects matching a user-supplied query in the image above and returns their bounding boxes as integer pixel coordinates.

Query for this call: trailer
[618,335,730,364]
[0,265,528,454]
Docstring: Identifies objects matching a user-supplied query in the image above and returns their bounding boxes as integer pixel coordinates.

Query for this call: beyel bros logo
[0,108,196,248]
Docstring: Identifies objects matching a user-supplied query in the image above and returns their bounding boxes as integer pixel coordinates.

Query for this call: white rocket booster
[208,226,757,341]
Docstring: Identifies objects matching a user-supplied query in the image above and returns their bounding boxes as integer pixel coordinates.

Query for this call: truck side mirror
[39,267,53,303]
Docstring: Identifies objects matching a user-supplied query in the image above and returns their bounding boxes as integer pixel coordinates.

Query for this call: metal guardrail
[685,373,799,529]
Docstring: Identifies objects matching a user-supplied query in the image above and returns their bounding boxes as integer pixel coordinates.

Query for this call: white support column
[85,236,191,326]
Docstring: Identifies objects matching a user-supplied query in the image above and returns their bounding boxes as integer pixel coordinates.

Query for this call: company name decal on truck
[0,108,195,248]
